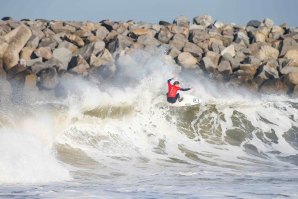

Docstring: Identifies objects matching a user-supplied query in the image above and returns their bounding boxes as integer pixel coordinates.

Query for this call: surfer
[167,77,191,104]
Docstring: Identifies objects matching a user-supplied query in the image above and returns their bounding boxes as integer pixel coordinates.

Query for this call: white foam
[0,130,71,184]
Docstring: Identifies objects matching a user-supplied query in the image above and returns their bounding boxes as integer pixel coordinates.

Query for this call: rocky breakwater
[0,15,298,100]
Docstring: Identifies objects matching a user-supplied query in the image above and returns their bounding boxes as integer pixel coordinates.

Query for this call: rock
[214,21,224,29]
[222,53,241,70]
[78,41,105,60]
[193,15,213,27]
[58,41,78,53]
[202,51,220,72]
[37,67,59,90]
[159,21,171,26]
[39,38,58,49]
[20,47,34,61]
[235,31,250,45]
[74,29,93,38]
[131,28,151,36]
[50,21,76,34]
[2,17,13,21]
[169,34,187,50]
[95,26,110,40]
[280,66,298,75]
[287,72,298,86]
[280,38,298,57]
[183,42,203,57]
[259,79,288,95]
[173,16,189,27]
[177,52,198,69]
[168,25,189,38]
[65,34,84,47]
[189,29,210,44]
[52,47,72,70]
[157,27,173,43]
[26,57,43,67]
[137,35,160,47]
[263,18,274,28]
[68,55,90,75]
[108,35,133,53]
[235,64,257,82]
[221,44,235,57]
[247,20,261,28]
[270,26,284,40]
[257,45,279,61]
[90,49,114,68]
[218,59,232,75]
[3,25,32,70]
[26,35,40,49]
[284,49,298,66]
[34,47,52,60]
[167,47,181,59]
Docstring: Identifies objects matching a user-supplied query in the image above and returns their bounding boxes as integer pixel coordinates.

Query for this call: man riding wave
[167,77,191,104]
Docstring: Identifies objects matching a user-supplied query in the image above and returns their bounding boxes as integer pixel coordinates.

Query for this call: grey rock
[37,67,59,90]
[221,44,235,57]
[247,20,261,28]
[167,47,181,59]
[108,35,133,53]
[263,18,274,28]
[173,16,189,28]
[183,42,203,57]
[137,35,160,46]
[218,59,232,75]
[95,26,110,40]
[235,31,250,45]
[68,55,90,75]
[203,51,221,72]
[53,47,72,70]
[169,34,187,50]
[157,27,173,43]
[39,38,58,49]
[58,41,78,53]
[178,52,198,69]
[78,41,105,60]
[189,30,210,44]
[193,15,213,27]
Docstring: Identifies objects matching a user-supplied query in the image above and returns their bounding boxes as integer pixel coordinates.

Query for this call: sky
[0,0,297,27]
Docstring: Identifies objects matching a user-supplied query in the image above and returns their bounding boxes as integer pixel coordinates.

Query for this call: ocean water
[0,51,298,199]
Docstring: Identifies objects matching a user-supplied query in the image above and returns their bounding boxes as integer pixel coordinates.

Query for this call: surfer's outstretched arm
[180,88,191,91]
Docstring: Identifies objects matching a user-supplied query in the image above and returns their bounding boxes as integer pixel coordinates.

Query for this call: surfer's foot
[178,97,183,102]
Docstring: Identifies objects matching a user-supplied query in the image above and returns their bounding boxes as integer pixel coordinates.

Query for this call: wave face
[0,51,298,198]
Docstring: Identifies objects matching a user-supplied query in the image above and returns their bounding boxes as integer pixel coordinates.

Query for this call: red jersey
[167,82,180,98]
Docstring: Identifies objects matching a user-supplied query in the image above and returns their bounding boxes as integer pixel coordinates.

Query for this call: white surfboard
[168,94,202,107]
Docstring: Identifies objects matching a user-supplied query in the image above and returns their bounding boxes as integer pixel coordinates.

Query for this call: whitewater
[0,50,298,198]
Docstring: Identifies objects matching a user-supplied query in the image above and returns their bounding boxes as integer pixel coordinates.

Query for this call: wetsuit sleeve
[167,77,174,83]
[180,88,191,91]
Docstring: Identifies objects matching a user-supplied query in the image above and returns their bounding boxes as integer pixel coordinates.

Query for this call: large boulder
[235,64,257,82]
[189,29,209,44]
[173,16,189,28]
[202,51,220,72]
[52,47,72,70]
[218,59,232,75]
[95,26,110,40]
[263,18,274,28]
[108,35,133,53]
[90,49,114,68]
[221,44,235,57]
[183,42,203,57]
[284,49,298,66]
[247,20,261,28]
[34,47,52,60]
[286,72,298,86]
[3,25,32,70]
[157,27,173,43]
[50,21,76,34]
[137,34,160,47]
[78,40,105,60]
[169,34,187,50]
[58,41,78,53]
[37,67,59,90]
[235,31,250,45]
[193,15,213,27]
[68,55,90,75]
[269,26,284,40]
[257,45,279,61]
[39,37,58,49]
[65,34,84,47]
[177,52,198,69]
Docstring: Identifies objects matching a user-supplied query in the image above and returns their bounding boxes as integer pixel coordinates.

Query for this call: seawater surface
[0,51,298,198]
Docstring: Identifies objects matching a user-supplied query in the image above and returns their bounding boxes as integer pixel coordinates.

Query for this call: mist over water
[0,50,298,198]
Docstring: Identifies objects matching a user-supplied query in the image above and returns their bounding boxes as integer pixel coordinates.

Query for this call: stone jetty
[0,15,298,98]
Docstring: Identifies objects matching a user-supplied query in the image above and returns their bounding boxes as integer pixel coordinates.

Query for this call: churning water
[0,51,298,198]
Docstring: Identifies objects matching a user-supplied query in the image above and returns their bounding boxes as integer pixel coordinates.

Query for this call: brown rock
[58,41,78,53]
[37,67,60,90]
[167,47,181,59]
[65,34,85,47]
[3,25,32,70]
[178,52,198,69]
[95,26,110,40]
[287,72,298,85]
[131,28,151,36]
[259,79,288,95]
[284,49,298,66]
[189,29,209,44]
[257,45,279,61]
[173,16,189,28]
[169,34,187,51]
[68,55,90,75]
[34,47,52,60]
[157,27,173,43]
[218,59,232,75]
[20,47,34,61]
[183,42,203,57]
[202,51,220,72]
